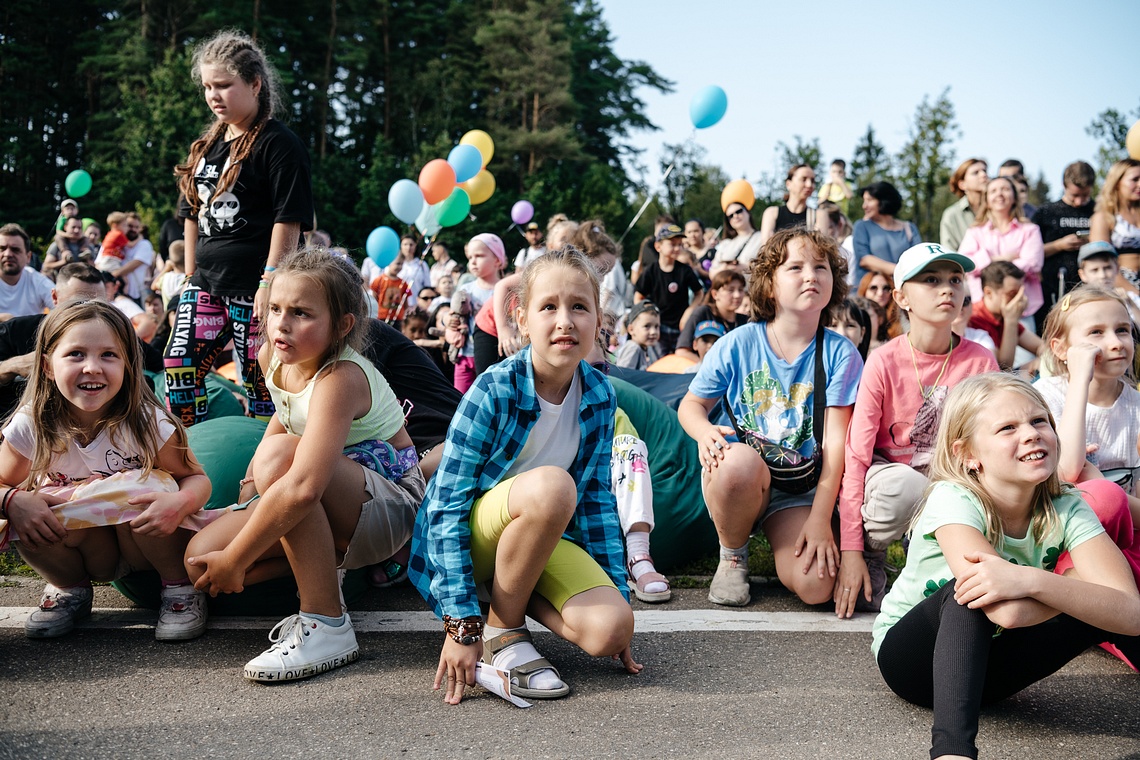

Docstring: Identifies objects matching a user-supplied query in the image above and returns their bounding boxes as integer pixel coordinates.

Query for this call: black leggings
[472,325,501,376]
[876,581,1139,759]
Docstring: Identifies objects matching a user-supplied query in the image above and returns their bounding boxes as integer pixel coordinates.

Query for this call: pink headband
[471,233,506,268]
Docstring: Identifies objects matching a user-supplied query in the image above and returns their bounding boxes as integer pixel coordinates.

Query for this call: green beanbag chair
[611,377,715,571]
[146,370,247,421]
[111,416,368,613]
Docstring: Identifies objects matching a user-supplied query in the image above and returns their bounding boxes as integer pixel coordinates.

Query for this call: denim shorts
[751,484,817,533]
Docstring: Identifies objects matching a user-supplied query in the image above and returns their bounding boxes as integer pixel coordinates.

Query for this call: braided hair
[175,30,282,216]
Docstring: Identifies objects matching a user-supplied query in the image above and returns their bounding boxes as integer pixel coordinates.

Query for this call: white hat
[894,243,975,285]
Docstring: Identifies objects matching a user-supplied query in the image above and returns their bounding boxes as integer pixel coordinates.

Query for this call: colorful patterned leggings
[162,282,273,427]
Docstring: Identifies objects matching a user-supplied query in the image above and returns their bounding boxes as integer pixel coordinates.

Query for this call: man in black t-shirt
[1031,161,1096,325]
[634,224,705,355]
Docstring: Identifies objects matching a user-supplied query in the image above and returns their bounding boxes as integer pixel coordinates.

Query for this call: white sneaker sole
[243,647,360,683]
[155,620,208,642]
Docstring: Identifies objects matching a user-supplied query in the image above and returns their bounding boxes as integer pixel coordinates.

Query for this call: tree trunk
[317,0,337,159]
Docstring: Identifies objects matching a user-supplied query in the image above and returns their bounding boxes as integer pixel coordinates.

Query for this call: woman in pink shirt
[958,176,1045,327]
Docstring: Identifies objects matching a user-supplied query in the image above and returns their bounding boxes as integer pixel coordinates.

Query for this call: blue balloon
[366,226,400,267]
[387,179,424,225]
[447,144,484,184]
[690,85,728,129]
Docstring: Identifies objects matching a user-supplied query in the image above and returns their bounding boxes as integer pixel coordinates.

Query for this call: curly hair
[748,228,848,323]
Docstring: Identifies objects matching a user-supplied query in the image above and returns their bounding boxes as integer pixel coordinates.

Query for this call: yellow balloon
[462,169,496,205]
[460,129,495,167]
[721,179,755,212]
[1127,120,1140,161]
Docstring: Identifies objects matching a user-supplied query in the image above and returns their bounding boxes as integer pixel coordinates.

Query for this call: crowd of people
[2,28,1140,760]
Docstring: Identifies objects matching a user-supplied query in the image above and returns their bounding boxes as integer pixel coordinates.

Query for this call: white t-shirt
[504,370,582,478]
[0,269,54,317]
[2,407,176,487]
[360,258,381,288]
[121,239,156,300]
[1034,376,1140,480]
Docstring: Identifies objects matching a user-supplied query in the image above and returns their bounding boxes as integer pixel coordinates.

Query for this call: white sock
[626,531,667,594]
[720,542,749,563]
[485,625,563,691]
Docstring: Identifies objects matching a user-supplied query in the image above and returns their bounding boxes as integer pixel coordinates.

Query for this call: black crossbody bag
[723,326,826,495]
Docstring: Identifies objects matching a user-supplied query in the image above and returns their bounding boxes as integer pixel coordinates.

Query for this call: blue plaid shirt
[409,347,628,620]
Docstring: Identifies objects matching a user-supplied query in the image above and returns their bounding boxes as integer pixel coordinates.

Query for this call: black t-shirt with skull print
[180,119,314,297]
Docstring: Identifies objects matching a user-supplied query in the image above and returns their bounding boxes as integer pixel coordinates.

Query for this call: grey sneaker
[25,583,93,638]
[156,585,208,641]
[857,550,888,613]
[708,556,750,606]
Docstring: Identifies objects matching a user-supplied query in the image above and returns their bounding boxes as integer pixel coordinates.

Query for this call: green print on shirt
[923,578,951,598]
[741,364,813,450]
[1043,545,1063,571]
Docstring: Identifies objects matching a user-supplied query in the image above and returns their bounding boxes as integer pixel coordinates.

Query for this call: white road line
[0,607,873,633]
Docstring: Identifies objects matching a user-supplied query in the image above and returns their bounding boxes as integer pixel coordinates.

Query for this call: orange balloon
[461,169,496,205]
[1127,120,1140,161]
[418,159,457,205]
[721,179,755,212]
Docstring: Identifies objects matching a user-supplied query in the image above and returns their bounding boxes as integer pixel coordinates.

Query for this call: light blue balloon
[387,179,424,225]
[366,226,400,267]
[690,85,728,129]
[447,144,484,184]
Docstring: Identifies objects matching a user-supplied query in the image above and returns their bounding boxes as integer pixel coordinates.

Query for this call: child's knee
[513,467,577,519]
[576,604,634,657]
[250,434,300,488]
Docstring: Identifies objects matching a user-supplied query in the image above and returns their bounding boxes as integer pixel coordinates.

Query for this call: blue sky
[599,0,1137,195]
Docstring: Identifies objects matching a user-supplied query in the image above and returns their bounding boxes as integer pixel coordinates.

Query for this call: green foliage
[895,87,960,239]
[1,0,669,258]
[1087,101,1140,182]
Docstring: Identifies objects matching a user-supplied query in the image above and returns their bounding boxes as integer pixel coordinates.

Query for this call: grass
[667,536,908,588]
[0,548,37,577]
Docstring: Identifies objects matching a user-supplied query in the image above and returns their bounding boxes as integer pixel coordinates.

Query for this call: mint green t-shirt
[871,482,1105,656]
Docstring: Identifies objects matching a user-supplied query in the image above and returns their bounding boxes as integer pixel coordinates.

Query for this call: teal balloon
[690,85,728,129]
[415,202,442,237]
[65,169,93,198]
[387,179,424,225]
[447,144,483,184]
[366,226,400,267]
[437,188,471,228]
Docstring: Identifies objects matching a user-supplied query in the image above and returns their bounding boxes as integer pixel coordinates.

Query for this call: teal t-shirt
[871,481,1105,656]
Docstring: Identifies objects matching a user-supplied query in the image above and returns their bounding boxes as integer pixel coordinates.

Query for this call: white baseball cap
[894,243,975,285]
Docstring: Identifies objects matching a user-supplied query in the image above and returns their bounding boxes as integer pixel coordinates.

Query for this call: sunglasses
[727,208,747,218]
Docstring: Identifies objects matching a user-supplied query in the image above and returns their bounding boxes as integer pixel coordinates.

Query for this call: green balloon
[437,187,471,228]
[65,169,93,198]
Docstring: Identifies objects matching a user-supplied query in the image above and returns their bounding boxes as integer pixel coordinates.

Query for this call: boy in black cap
[634,224,704,354]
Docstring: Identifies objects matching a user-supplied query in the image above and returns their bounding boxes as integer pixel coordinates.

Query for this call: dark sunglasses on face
[727,208,747,218]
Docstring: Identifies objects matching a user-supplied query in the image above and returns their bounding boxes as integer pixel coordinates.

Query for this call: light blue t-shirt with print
[688,322,863,458]
[871,481,1105,656]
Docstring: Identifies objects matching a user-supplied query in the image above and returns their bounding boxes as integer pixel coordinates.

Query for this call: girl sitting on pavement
[874,373,1140,760]
[186,247,424,683]
[0,301,211,641]
[679,228,863,610]
[410,247,640,704]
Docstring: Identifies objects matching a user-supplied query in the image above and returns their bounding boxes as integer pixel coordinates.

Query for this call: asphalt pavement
[1,578,1138,759]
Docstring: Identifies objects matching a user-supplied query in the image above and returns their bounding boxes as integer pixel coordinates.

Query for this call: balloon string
[616,136,689,245]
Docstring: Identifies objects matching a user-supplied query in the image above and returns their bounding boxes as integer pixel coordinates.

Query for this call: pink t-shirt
[839,335,999,551]
[958,219,1045,317]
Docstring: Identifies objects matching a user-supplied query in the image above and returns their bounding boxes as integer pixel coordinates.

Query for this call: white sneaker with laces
[156,585,208,641]
[243,613,359,683]
[25,583,93,638]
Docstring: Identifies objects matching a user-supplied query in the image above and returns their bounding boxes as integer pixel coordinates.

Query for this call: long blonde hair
[915,374,1063,551]
[1094,158,1140,218]
[1039,285,1132,378]
[174,31,282,216]
[14,301,193,489]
